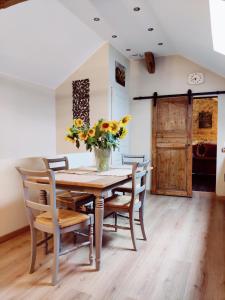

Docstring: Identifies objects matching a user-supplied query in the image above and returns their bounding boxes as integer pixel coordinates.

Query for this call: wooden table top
[33,167,153,190]
[33,168,133,189]
[53,172,130,189]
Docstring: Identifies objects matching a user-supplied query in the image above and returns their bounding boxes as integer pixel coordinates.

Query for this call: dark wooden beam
[0,0,27,9]
[144,52,155,74]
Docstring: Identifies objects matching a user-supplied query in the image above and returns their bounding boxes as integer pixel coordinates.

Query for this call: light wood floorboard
[0,192,225,300]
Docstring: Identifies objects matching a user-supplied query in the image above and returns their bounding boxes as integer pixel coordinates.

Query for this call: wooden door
[152,96,192,197]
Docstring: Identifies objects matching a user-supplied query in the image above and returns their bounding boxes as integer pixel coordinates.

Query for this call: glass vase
[94,148,111,172]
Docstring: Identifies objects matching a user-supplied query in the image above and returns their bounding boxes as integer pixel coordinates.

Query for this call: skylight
[209,0,225,55]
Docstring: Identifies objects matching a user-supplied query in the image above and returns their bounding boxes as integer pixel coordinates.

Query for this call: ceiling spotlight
[93,17,100,21]
[148,27,154,31]
[158,42,163,46]
[112,35,118,38]
[126,49,131,51]
[133,7,140,11]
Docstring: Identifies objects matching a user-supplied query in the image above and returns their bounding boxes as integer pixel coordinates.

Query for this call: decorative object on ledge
[65,116,131,171]
[199,111,212,128]
[0,0,27,9]
[72,79,90,125]
[115,61,126,87]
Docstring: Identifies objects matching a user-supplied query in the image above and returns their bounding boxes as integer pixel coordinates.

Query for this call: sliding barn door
[152,96,192,197]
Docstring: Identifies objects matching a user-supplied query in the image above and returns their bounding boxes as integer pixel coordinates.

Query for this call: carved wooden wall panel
[72,79,90,125]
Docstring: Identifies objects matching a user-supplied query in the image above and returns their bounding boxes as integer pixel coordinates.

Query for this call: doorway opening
[192,97,218,192]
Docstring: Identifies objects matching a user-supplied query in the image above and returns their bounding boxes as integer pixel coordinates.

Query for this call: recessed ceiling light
[126,49,131,51]
[133,7,140,11]
[93,17,100,21]
[148,27,154,31]
[112,35,118,38]
[158,42,163,46]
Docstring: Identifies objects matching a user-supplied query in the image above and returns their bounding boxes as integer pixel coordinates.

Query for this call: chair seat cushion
[104,195,139,209]
[36,209,89,228]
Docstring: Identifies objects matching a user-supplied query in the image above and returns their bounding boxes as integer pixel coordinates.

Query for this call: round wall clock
[188,72,204,85]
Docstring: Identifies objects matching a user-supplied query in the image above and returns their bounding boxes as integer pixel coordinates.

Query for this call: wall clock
[188,72,204,85]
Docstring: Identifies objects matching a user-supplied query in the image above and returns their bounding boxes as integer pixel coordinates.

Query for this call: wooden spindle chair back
[130,160,149,211]
[43,157,69,172]
[122,154,147,165]
[16,168,59,230]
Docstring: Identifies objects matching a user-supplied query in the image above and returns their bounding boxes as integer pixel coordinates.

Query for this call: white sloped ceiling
[0,0,103,88]
[60,0,225,78]
[1,0,225,89]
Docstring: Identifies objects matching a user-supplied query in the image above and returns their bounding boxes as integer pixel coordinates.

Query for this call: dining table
[37,167,133,271]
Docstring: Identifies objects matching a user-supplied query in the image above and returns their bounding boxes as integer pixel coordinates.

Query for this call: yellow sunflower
[120,115,132,127]
[78,132,88,141]
[66,127,73,135]
[110,120,120,134]
[88,128,96,137]
[100,121,111,132]
[65,136,75,143]
[120,128,128,139]
[73,118,84,128]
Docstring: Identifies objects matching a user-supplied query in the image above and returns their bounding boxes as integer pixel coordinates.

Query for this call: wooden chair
[42,157,95,213]
[104,160,149,251]
[16,167,94,286]
[119,154,147,194]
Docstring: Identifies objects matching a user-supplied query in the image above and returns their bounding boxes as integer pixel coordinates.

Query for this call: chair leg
[139,206,147,240]
[89,224,94,265]
[52,230,60,286]
[114,212,118,232]
[73,232,77,245]
[29,227,37,273]
[129,211,137,251]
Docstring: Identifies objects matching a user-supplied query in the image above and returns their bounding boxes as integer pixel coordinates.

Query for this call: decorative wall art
[199,111,212,128]
[115,61,126,87]
[72,79,90,125]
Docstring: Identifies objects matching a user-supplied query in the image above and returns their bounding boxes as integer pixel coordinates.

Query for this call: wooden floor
[1,192,225,300]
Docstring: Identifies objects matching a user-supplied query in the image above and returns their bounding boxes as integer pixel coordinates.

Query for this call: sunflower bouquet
[65,115,131,152]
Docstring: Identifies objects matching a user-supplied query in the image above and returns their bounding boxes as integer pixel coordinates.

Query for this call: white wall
[55,43,131,165]
[55,43,110,155]
[0,75,56,237]
[130,55,225,195]
[217,96,225,195]
[109,45,131,165]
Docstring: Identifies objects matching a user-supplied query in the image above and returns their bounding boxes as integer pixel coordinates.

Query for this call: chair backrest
[122,154,147,165]
[43,156,69,171]
[130,160,150,209]
[16,167,58,228]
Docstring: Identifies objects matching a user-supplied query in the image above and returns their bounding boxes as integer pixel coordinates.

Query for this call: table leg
[40,190,48,255]
[95,195,104,271]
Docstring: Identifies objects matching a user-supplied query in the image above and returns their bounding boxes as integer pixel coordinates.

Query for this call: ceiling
[60,0,175,59]
[0,0,103,88]
[60,0,225,78]
[0,0,225,88]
